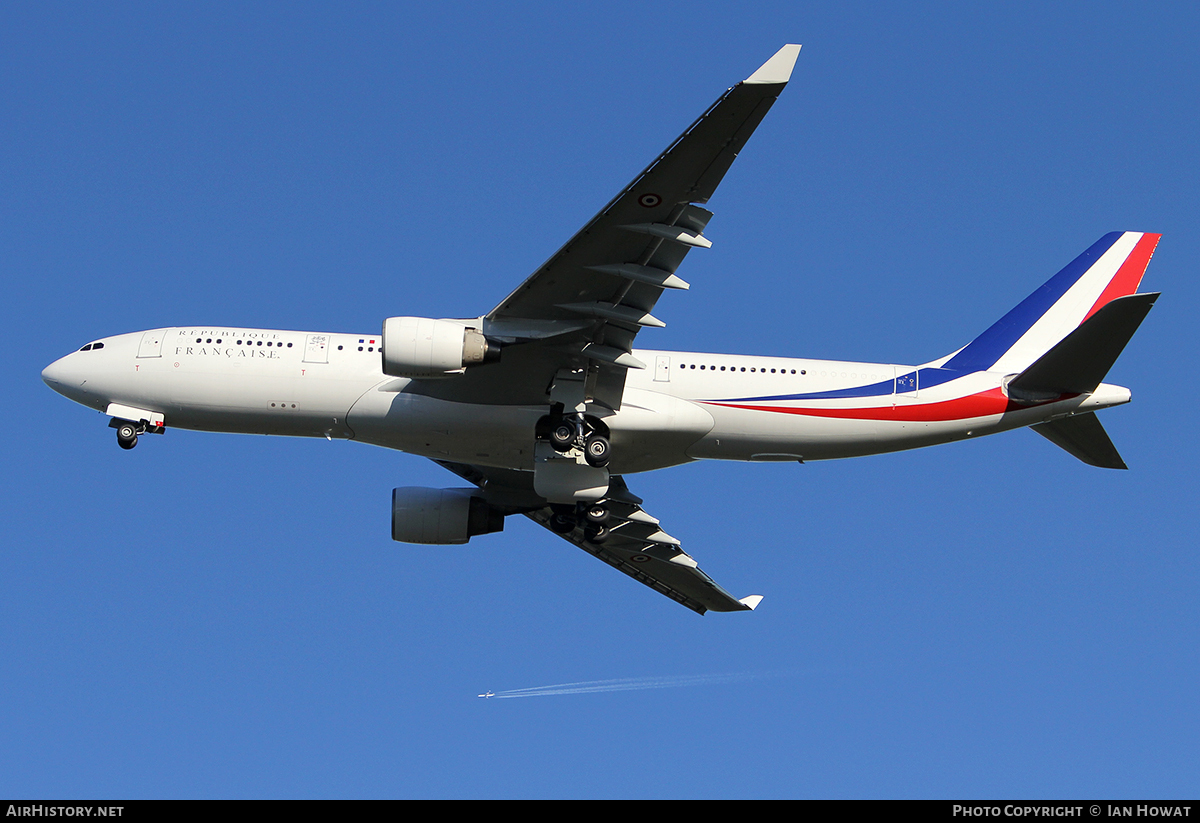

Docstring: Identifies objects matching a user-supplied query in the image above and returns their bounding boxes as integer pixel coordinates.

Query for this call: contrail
[486,672,770,699]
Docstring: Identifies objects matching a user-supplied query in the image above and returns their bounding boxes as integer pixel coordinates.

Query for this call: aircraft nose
[42,356,71,389]
[42,353,87,400]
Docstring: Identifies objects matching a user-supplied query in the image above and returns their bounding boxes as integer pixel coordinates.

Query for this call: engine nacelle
[381,317,496,378]
[391,487,505,545]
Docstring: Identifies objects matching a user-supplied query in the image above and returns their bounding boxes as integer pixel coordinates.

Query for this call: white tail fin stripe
[989,232,1144,374]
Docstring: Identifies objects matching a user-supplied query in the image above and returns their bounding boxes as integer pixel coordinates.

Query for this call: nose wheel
[109,416,163,450]
[116,422,139,450]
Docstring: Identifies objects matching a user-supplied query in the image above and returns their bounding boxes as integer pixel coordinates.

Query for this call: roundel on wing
[638,193,662,208]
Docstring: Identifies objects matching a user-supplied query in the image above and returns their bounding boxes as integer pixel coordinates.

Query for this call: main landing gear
[540,410,611,468]
[534,404,614,542]
[548,501,611,544]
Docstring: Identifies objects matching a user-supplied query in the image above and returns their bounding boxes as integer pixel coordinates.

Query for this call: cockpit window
[79,344,92,351]
[78,342,104,352]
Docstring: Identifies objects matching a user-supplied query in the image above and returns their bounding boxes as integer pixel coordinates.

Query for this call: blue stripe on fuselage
[716,367,968,403]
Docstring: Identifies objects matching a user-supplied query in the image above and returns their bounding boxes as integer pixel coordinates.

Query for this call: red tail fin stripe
[1082,232,1161,322]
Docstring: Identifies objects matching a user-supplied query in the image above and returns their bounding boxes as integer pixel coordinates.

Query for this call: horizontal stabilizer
[1008,292,1158,398]
[1032,412,1127,470]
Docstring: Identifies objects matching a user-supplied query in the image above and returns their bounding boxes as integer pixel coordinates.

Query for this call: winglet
[745,44,801,85]
[738,595,764,610]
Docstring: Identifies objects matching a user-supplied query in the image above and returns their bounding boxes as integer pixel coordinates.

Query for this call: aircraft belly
[345,385,712,474]
[348,388,544,470]
[689,404,1080,462]
[164,371,366,437]
[688,403,881,461]
[602,388,716,474]
[687,401,1047,461]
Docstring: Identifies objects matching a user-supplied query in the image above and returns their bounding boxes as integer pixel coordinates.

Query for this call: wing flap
[436,462,760,615]
[526,505,757,615]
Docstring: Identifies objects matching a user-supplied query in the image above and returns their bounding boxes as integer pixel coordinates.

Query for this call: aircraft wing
[417,45,801,410]
[435,461,761,615]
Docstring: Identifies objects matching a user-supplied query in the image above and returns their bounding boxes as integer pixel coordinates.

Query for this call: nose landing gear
[108,412,164,451]
[115,422,139,450]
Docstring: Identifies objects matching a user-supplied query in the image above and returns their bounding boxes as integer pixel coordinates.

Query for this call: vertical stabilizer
[942,232,1160,375]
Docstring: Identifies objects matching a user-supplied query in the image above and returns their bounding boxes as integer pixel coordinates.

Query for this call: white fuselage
[41,325,1132,475]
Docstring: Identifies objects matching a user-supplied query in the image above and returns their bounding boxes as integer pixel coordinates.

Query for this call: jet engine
[391,487,505,545]
[381,317,497,378]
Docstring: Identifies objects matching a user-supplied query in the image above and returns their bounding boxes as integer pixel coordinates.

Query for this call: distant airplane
[42,45,1160,615]
[478,692,495,699]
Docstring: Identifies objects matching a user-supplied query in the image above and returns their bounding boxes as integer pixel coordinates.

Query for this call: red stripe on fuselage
[1083,233,1161,322]
[706,388,1025,422]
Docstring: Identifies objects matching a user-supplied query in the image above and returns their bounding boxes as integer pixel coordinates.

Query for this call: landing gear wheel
[584,524,609,544]
[583,502,609,525]
[116,422,139,450]
[583,434,610,468]
[549,420,576,452]
[549,513,576,534]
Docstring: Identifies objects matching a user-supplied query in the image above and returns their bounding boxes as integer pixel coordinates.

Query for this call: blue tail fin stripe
[941,232,1124,374]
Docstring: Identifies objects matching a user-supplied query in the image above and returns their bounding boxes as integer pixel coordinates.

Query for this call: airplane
[41,45,1161,616]
[478,692,495,699]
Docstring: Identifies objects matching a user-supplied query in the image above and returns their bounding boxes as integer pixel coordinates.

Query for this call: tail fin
[941,232,1161,375]
[1011,290,1158,470]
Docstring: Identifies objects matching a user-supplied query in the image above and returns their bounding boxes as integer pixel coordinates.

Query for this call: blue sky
[3,1,1198,799]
